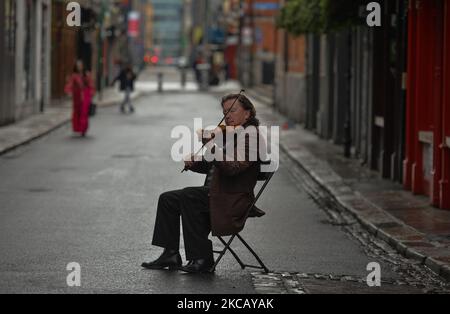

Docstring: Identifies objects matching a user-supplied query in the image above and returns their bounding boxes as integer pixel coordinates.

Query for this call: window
[4,0,16,53]
[24,0,36,101]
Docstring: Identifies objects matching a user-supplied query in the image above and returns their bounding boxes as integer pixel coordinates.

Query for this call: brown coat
[189,126,262,236]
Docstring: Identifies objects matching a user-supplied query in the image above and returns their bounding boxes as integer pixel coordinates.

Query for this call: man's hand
[183,153,196,170]
[196,127,224,145]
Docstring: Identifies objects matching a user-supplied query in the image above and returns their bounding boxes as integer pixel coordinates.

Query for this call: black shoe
[141,250,182,270]
[180,258,215,274]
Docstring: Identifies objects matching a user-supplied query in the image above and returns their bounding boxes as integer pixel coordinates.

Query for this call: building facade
[0,0,51,126]
[284,0,450,210]
[51,0,79,99]
[0,0,17,126]
[246,0,279,87]
[151,0,183,63]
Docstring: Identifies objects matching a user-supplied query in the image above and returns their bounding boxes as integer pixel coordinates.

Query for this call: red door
[405,0,449,209]
[431,0,444,206]
[440,0,450,209]
[410,0,436,196]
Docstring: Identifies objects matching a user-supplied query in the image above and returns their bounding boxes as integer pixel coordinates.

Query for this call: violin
[199,124,231,145]
[181,90,245,173]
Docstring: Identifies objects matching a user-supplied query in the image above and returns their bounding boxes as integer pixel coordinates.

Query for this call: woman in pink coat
[64,60,95,137]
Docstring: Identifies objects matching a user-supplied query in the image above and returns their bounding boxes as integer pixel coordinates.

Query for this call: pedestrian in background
[193,53,205,84]
[64,60,95,137]
[112,64,137,114]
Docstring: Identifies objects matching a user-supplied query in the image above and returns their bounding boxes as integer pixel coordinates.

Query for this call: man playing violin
[142,94,265,273]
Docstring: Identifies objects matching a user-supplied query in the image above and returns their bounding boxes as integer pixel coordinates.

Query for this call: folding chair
[210,168,275,273]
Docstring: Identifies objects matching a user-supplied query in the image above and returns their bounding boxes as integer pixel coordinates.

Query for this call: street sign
[128,11,140,38]
[253,2,279,11]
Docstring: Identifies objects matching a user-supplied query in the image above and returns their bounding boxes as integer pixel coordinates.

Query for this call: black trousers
[152,186,213,260]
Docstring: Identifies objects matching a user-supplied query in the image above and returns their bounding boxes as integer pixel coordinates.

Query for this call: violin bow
[181,89,245,173]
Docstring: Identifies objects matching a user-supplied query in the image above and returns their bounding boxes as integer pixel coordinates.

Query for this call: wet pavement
[0,87,141,156]
[248,87,450,286]
[0,91,405,293]
[250,152,450,294]
[1,70,450,293]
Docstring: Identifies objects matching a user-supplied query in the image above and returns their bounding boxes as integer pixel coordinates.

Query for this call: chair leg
[217,236,246,269]
[212,235,235,271]
[236,234,270,273]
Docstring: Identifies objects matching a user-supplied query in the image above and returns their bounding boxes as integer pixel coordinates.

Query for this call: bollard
[180,68,186,88]
[197,63,210,91]
[157,72,163,93]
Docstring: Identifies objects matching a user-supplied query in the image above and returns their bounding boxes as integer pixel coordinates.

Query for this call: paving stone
[252,272,449,294]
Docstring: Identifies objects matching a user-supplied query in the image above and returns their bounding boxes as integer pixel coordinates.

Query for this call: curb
[249,89,450,283]
[280,126,450,282]
[0,91,144,156]
[0,116,71,156]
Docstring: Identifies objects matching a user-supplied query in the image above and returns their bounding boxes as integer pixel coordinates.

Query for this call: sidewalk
[0,87,140,156]
[248,88,450,282]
